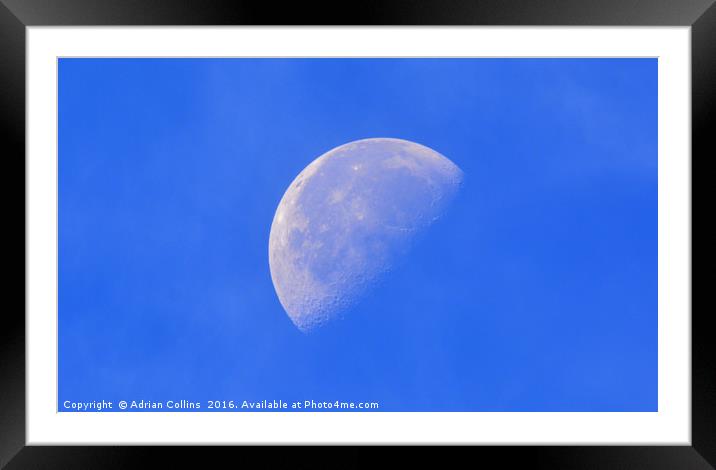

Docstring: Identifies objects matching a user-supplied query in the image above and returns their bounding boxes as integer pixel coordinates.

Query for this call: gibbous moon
[268,138,463,332]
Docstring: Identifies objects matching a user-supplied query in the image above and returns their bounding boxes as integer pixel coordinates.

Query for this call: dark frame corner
[3,0,712,468]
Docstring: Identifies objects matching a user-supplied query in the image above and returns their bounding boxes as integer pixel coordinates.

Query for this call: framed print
[4,0,712,468]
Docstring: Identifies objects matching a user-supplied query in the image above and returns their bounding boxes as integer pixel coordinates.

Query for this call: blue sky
[58,58,657,411]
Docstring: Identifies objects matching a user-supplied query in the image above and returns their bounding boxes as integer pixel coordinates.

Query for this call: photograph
[57,57,658,413]
[5,0,708,463]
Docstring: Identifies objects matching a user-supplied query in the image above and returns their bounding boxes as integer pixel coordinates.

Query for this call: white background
[26,27,691,445]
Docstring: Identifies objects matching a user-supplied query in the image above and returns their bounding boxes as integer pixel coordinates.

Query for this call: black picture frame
[3,1,711,468]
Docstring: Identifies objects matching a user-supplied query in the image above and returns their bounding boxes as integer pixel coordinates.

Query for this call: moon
[268,138,463,332]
